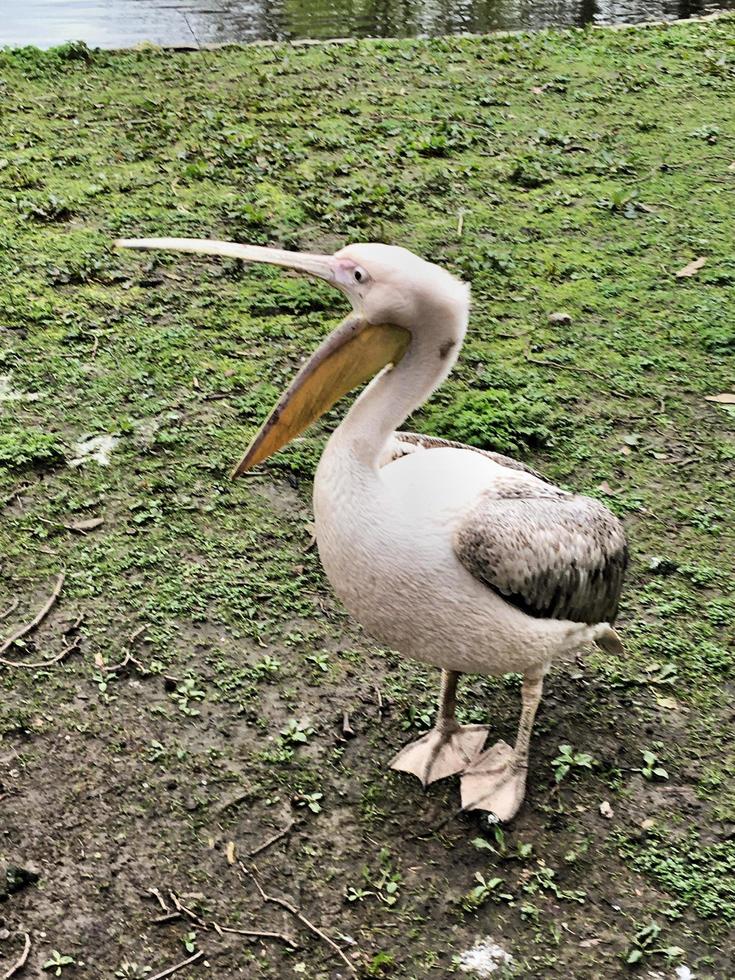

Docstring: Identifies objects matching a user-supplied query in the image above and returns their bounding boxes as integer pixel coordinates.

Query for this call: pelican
[117,237,627,821]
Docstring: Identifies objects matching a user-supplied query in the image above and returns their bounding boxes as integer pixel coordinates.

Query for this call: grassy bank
[1,17,734,978]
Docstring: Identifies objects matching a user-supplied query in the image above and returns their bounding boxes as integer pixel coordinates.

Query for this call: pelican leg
[390,670,489,787]
[460,673,544,821]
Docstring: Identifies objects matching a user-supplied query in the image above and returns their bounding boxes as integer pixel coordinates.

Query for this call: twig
[0,572,65,655]
[374,686,384,719]
[342,711,355,739]
[0,634,81,670]
[152,911,182,925]
[239,863,357,976]
[456,208,465,238]
[105,625,148,673]
[148,887,170,912]
[2,932,31,979]
[169,891,206,927]
[249,821,295,858]
[147,950,204,980]
[0,599,19,621]
[215,925,298,949]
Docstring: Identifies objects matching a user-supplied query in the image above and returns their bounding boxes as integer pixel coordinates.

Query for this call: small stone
[599,800,614,819]
[547,311,572,325]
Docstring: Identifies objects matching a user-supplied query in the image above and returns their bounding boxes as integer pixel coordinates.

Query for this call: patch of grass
[0,16,734,979]
[0,428,64,470]
[616,829,735,921]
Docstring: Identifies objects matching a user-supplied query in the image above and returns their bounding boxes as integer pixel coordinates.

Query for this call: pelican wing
[454,481,627,625]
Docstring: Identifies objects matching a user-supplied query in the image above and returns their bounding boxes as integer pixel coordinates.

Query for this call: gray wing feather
[455,487,627,625]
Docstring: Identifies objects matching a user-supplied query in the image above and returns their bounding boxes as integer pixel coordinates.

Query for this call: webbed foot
[390,723,488,787]
[459,740,527,822]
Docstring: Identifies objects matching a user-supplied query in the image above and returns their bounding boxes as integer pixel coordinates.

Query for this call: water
[1,0,732,49]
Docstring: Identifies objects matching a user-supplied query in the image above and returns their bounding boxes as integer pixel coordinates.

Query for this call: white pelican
[117,237,627,821]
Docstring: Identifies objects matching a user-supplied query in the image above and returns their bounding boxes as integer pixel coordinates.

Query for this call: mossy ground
[1,18,734,979]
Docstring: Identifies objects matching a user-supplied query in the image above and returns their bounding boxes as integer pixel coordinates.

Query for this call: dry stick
[147,950,204,980]
[2,932,31,980]
[169,891,206,928]
[240,863,357,976]
[0,634,81,670]
[105,626,148,674]
[215,924,298,949]
[249,820,296,858]
[0,599,19,621]
[0,572,65,655]
[148,887,170,912]
[152,911,182,925]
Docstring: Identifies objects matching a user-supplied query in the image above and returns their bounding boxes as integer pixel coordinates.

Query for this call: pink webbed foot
[460,740,528,822]
[390,723,488,787]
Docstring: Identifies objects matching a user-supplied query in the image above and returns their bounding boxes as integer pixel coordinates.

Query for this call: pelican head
[116,237,469,475]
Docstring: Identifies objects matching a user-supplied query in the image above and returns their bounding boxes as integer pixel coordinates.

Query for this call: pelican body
[118,237,627,820]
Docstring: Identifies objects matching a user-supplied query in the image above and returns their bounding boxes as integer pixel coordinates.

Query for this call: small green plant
[345,885,374,902]
[365,951,396,977]
[293,791,323,813]
[280,718,314,744]
[252,655,280,678]
[305,651,330,672]
[43,951,75,975]
[595,186,639,218]
[523,862,586,903]
[551,744,596,783]
[635,750,669,781]
[471,825,532,861]
[460,872,512,912]
[624,922,684,965]
[181,931,197,954]
[171,677,206,716]
[115,964,151,979]
[400,704,433,731]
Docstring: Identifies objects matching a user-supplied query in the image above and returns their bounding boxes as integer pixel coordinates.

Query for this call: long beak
[115,237,411,477]
[115,237,336,281]
[233,314,410,476]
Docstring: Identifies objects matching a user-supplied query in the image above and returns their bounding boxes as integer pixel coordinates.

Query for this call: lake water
[1,0,732,49]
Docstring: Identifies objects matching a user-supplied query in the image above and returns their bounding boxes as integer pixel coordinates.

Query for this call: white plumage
[118,235,627,821]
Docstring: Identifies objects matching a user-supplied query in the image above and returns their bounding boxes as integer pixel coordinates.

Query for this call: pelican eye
[353,267,366,283]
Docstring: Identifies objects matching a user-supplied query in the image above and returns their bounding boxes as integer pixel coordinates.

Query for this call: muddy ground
[0,18,734,980]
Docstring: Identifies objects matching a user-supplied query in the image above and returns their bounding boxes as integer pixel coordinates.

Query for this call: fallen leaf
[656,695,680,711]
[704,393,735,404]
[641,818,656,830]
[579,938,602,949]
[225,840,236,865]
[69,517,104,533]
[599,800,614,819]
[728,161,735,172]
[675,256,706,278]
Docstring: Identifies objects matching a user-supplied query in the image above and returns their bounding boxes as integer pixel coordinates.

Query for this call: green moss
[0,427,64,470]
[420,388,553,455]
[617,830,735,921]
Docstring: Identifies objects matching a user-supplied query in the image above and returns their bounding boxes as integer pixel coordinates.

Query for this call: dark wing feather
[393,431,542,478]
[455,487,627,624]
